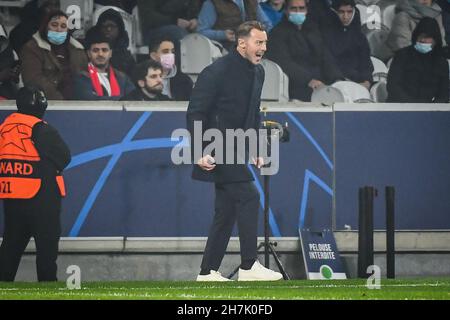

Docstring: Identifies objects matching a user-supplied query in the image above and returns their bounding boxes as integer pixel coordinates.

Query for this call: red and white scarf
[88,63,121,97]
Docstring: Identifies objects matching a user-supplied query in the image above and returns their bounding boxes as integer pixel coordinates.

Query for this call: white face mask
[160,53,175,69]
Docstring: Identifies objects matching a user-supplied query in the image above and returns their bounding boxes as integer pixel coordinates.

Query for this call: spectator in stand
[308,0,361,33]
[73,27,135,100]
[0,36,20,100]
[148,37,193,101]
[95,8,136,77]
[437,0,450,47]
[387,17,449,103]
[261,0,285,27]
[95,0,137,14]
[136,0,203,46]
[121,60,171,101]
[386,0,447,55]
[20,10,88,100]
[322,0,373,89]
[197,0,273,50]
[9,0,60,53]
[265,0,343,101]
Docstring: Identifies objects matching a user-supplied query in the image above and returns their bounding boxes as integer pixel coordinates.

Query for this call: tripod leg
[268,243,290,280]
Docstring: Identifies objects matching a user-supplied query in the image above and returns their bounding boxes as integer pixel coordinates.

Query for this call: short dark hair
[39,9,69,42]
[331,0,356,10]
[84,26,112,50]
[148,36,174,54]
[236,21,266,41]
[285,0,309,9]
[132,59,164,83]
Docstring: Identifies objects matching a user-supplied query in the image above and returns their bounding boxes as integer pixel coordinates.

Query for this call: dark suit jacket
[186,49,264,184]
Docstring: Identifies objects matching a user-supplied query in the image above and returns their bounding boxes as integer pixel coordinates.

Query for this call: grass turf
[0,278,449,300]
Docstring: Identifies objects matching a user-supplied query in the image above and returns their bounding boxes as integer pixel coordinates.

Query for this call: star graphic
[0,124,31,153]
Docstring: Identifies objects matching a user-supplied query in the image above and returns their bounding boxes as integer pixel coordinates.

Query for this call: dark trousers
[200,181,260,271]
[0,196,61,282]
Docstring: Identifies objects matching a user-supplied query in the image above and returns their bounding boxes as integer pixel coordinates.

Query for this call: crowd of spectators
[0,0,448,103]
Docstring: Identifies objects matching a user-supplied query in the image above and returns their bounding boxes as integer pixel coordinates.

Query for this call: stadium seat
[365,26,391,61]
[60,0,94,38]
[356,4,369,25]
[370,81,388,102]
[370,56,388,82]
[332,81,373,102]
[382,4,396,30]
[311,86,345,104]
[260,59,289,102]
[386,57,393,69]
[180,33,223,82]
[0,24,6,37]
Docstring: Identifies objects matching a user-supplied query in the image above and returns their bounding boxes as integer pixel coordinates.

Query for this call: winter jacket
[265,16,344,101]
[386,0,447,53]
[20,32,88,100]
[387,17,449,103]
[322,7,374,83]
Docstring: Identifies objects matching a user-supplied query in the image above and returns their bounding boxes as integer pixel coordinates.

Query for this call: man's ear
[237,38,246,49]
[150,52,158,61]
[138,79,145,89]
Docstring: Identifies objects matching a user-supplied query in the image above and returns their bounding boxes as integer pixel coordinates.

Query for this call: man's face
[286,0,307,16]
[417,34,435,46]
[150,41,175,62]
[337,5,354,26]
[238,28,268,65]
[139,67,164,94]
[101,19,119,42]
[418,0,432,6]
[88,43,112,69]
[47,15,68,33]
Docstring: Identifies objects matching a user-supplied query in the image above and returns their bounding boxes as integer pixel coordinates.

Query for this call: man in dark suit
[187,21,282,282]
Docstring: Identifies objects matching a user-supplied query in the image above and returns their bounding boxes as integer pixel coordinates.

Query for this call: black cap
[16,86,48,119]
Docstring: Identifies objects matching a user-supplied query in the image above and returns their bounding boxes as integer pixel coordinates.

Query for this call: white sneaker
[196,270,232,282]
[238,260,283,281]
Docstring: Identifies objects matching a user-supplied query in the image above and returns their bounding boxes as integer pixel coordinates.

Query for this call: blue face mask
[414,42,433,54]
[288,12,306,26]
[47,30,67,45]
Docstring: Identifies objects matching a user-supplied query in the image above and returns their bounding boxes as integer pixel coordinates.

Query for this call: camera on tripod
[261,120,290,143]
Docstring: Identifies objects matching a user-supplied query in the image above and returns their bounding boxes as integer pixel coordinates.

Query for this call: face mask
[414,42,433,54]
[47,30,67,45]
[160,53,175,69]
[288,12,306,26]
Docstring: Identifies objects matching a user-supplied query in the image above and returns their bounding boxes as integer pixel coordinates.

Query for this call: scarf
[88,63,121,97]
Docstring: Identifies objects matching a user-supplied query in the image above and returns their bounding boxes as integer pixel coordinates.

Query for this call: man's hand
[359,81,371,90]
[197,155,216,171]
[177,18,191,30]
[308,79,324,90]
[252,157,264,169]
[225,30,236,42]
[188,19,198,32]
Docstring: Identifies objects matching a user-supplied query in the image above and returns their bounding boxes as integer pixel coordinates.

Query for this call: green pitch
[0,278,449,300]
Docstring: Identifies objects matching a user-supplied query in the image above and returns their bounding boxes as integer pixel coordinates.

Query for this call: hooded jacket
[96,8,136,76]
[265,16,344,101]
[322,2,374,84]
[387,17,449,103]
[386,0,447,53]
[308,0,361,33]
